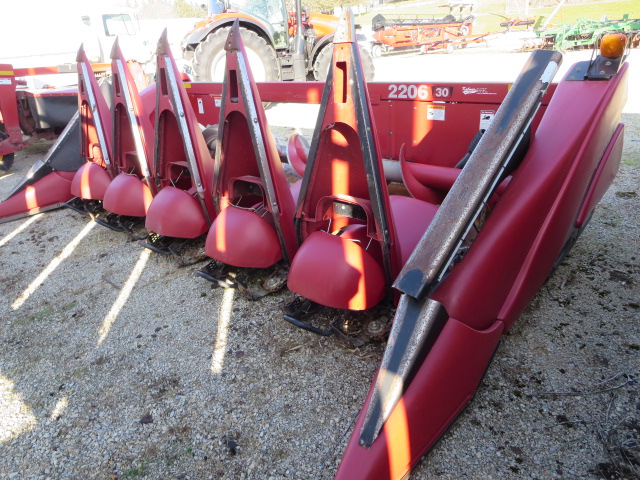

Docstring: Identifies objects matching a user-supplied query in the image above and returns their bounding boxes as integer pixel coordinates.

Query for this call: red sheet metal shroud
[144,186,208,238]
[336,53,628,480]
[0,171,75,220]
[70,162,112,200]
[206,206,283,268]
[336,319,503,479]
[204,21,298,268]
[144,30,216,237]
[71,45,114,200]
[102,173,153,217]
[102,40,156,217]
[287,13,438,311]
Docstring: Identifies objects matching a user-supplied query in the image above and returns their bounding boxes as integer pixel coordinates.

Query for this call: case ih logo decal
[462,86,496,95]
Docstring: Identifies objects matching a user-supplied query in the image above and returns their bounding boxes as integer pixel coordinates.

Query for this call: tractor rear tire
[312,44,375,81]
[192,26,280,82]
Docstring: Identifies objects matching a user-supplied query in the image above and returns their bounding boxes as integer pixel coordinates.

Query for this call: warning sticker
[0,79,11,85]
[480,110,495,130]
[214,97,222,108]
[427,104,445,121]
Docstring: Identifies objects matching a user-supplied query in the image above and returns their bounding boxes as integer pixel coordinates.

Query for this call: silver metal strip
[0,204,65,224]
[80,61,112,175]
[163,56,204,196]
[236,52,290,262]
[162,55,210,224]
[114,59,152,182]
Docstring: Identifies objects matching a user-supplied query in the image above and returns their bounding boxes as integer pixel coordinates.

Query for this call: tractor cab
[226,0,289,48]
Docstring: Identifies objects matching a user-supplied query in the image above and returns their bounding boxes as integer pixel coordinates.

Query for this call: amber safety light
[600,33,627,59]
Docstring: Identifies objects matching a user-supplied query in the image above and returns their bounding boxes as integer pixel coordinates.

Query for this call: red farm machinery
[0,64,88,172]
[0,6,632,479]
[370,0,491,56]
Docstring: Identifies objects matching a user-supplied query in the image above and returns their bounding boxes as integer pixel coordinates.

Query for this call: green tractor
[181,0,374,81]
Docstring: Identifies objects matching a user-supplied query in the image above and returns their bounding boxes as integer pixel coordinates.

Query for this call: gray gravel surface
[0,49,638,480]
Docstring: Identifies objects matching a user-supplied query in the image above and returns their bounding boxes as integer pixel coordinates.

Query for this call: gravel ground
[0,48,638,480]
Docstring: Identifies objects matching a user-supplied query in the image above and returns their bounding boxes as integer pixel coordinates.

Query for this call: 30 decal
[432,86,452,98]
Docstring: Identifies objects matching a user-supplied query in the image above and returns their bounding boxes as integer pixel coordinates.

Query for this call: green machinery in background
[535,14,640,51]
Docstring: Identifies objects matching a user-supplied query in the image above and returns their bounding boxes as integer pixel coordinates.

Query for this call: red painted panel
[102,173,153,217]
[288,230,386,310]
[0,172,74,221]
[145,186,208,238]
[430,64,628,331]
[205,206,282,268]
[186,82,553,170]
[336,318,503,479]
[389,195,439,265]
[110,41,155,191]
[210,22,298,266]
[77,46,114,178]
[152,32,216,226]
[576,123,624,227]
[70,162,112,200]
